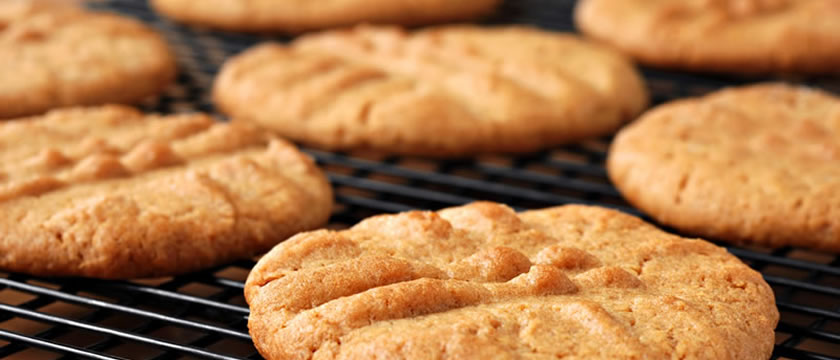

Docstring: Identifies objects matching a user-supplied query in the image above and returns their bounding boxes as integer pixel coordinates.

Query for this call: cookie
[0,105,333,278]
[246,202,777,359]
[0,1,176,119]
[609,83,840,251]
[575,0,840,74]
[150,0,500,33]
[214,25,649,156]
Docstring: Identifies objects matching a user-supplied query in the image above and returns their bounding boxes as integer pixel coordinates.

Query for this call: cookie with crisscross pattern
[0,105,332,278]
[246,202,777,359]
[214,25,648,156]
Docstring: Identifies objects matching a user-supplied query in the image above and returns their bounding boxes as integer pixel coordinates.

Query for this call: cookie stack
[4,0,840,358]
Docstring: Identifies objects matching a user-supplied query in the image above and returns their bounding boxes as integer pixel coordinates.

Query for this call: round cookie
[246,201,778,360]
[150,0,500,33]
[0,105,333,278]
[608,83,840,251]
[0,1,176,119]
[575,0,840,74]
[214,25,649,156]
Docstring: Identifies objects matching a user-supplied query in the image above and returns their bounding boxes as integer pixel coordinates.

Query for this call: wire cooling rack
[1,0,839,359]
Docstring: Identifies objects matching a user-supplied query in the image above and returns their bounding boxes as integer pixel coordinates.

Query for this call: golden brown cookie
[150,0,500,33]
[0,1,176,119]
[246,202,778,359]
[575,0,840,74]
[609,83,840,251]
[214,25,649,156]
[0,105,333,279]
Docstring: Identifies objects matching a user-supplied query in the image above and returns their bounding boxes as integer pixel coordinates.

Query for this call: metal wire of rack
[0,0,839,359]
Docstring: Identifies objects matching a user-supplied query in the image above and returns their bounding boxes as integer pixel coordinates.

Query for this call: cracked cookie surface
[575,0,840,74]
[150,0,500,33]
[246,202,777,359]
[214,25,648,156]
[0,1,176,119]
[0,105,332,278]
[608,83,840,251]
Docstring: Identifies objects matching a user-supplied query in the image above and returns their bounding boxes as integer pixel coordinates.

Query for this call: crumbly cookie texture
[150,0,500,33]
[246,202,777,360]
[0,105,332,279]
[609,83,840,251]
[0,1,176,119]
[214,25,648,156]
[575,0,840,74]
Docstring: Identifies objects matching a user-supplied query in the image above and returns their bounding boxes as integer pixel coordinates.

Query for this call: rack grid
[1,0,839,359]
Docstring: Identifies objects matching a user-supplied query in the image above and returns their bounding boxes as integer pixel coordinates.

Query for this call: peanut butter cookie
[214,25,648,156]
[0,1,176,119]
[246,202,777,359]
[151,0,500,33]
[575,0,840,74]
[0,105,332,278]
[609,83,840,251]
